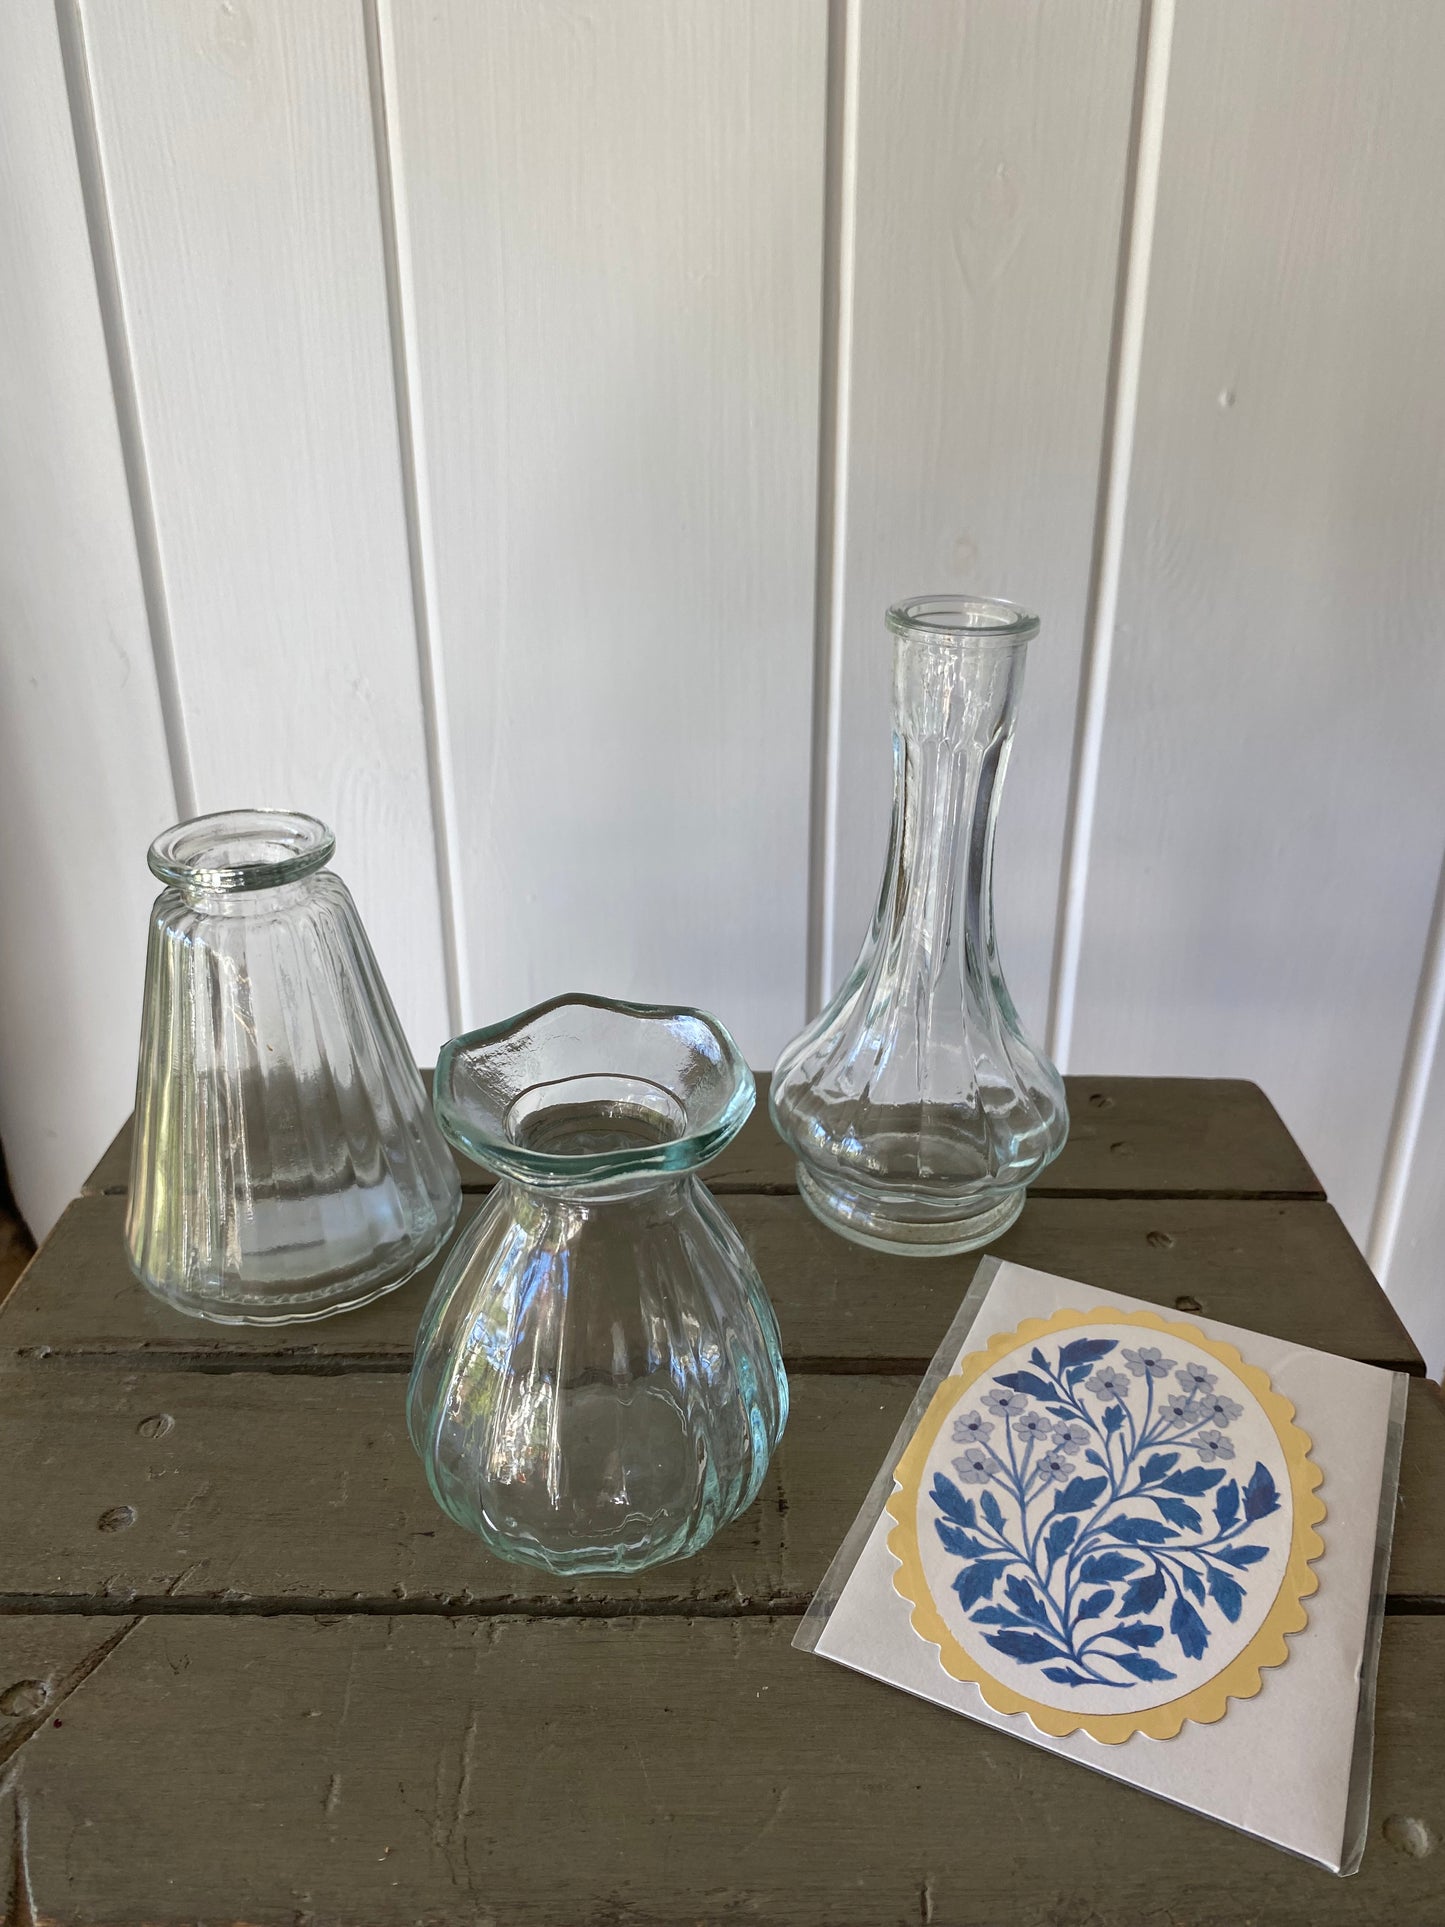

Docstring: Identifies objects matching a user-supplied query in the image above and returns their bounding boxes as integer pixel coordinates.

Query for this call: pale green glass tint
[126,809,461,1324]
[409,994,789,1574]
[771,595,1068,1254]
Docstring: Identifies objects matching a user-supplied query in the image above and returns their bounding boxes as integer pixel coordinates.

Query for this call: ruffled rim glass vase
[771,595,1068,1254]
[125,809,461,1324]
[408,993,789,1574]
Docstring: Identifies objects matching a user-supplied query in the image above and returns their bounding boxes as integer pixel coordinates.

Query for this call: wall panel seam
[1046,0,1174,1069]
[1367,842,1445,1276]
[363,0,467,1036]
[51,0,192,823]
[805,0,861,1018]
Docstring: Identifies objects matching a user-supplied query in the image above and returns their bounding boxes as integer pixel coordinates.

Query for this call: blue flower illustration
[1085,1364,1132,1402]
[929,1335,1284,1691]
[1201,1392,1243,1426]
[1122,1345,1175,1380]
[952,1445,993,1484]
[982,1386,1028,1418]
[1177,1361,1218,1392]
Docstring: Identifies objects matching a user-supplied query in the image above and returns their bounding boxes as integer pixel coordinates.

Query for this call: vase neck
[872,628,1025,1002]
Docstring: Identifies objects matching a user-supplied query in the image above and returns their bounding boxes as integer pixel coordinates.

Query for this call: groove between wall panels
[364,0,467,1036]
[804,0,861,1019]
[52,0,194,823]
[1367,842,1445,1277]
[1046,0,1174,1070]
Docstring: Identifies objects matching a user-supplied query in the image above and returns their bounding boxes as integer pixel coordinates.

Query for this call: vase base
[795,1162,1025,1256]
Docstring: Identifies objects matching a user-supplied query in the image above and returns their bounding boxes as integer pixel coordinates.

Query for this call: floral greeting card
[798,1260,1406,1872]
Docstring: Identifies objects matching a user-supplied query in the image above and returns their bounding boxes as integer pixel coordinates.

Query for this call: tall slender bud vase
[772,595,1067,1254]
[126,809,461,1323]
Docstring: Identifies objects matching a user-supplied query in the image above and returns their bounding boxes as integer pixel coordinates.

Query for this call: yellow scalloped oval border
[886,1305,1325,1744]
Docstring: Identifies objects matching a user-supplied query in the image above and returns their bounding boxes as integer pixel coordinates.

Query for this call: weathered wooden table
[2,1076,1442,1924]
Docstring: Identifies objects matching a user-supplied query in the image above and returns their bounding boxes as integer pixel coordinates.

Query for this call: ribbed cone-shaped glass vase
[771,595,1068,1255]
[408,994,789,1574]
[126,809,460,1324]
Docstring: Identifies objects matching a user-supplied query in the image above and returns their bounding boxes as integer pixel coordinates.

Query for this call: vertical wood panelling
[378,0,825,1063]
[76,0,451,1059]
[0,0,176,1234]
[822,0,1144,1031]
[1370,854,1445,1377]
[1066,0,1445,1243]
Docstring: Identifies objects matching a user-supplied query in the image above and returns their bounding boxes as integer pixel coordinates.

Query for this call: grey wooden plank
[6,1611,1442,1924]
[84,1071,1326,1200]
[4,1191,1420,1373]
[0,1369,1436,1611]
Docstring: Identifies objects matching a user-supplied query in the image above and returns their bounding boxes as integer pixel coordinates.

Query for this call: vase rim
[887,594,1040,644]
[434,992,755,1186]
[148,808,336,893]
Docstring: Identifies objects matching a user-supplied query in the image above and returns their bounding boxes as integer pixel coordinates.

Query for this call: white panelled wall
[2,1,1442,1368]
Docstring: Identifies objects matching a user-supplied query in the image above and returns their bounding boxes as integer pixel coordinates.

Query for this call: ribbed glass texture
[126,809,460,1324]
[772,596,1068,1254]
[408,994,789,1574]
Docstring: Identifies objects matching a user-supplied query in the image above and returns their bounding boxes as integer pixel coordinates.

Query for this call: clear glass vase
[126,809,461,1323]
[407,994,789,1574]
[772,595,1068,1254]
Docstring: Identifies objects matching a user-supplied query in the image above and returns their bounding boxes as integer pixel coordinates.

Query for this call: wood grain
[0,0,177,1239]
[77,0,452,1056]
[825,0,1141,1022]
[378,0,824,1062]
[81,1071,1325,1200]
[5,1611,1443,1923]
[5,1190,1418,1374]
[1067,0,1445,1247]
[0,1368,1436,1613]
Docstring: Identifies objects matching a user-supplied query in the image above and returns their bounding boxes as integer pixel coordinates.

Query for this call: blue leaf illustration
[1005,1575,1050,1626]
[983,1629,1065,1665]
[1031,1347,1048,1370]
[1153,1497,1203,1531]
[930,1473,978,1528]
[1066,1364,1094,1387]
[1214,1479,1241,1531]
[1112,1515,1179,1545]
[1080,1551,1141,1584]
[1052,1475,1108,1514]
[1243,1461,1280,1522]
[1136,1452,1180,1486]
[1178,1564,1205,1604]
[1219,1542,1269,1569]
[1119,1571,1167,1617]
[1045,1516,1079,1562]
[1161,1466,1226,1496]
[968,1606,1035,1629]
[980,1489,1006,1532]
[1076,1589,1113,1621]
[953,1559,1008,1611]
[1058,1337,1117,1371]
[1085,1449,1107,1468]
[1103,1404,1126,1435]
[1108,1621,1164,1648]
[1170,1594,1210,1660]
[993,1370,1056,1402]
[1046,1403,1078,1422]
[1114,1652,1178,1683]
[1206,1564,1246,1623]
[1043,1666,1092,1686]
[934,1520,991,1559]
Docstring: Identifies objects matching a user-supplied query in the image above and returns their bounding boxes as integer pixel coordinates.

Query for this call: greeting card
[798,1259,1406,1873]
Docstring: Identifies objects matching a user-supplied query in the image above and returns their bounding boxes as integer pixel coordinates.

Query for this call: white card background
[805,1261,1403,1872]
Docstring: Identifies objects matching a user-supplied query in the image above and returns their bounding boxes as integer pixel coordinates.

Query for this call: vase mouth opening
[434,993,755,1185]
[887,594,1040,646]
[148,809,336,893]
